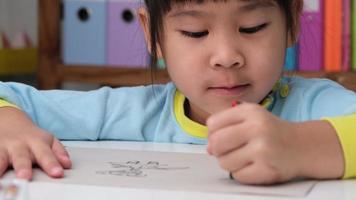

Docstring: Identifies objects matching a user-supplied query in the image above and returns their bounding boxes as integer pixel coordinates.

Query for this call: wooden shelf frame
[38,0,356,91]
[38,0,169,89]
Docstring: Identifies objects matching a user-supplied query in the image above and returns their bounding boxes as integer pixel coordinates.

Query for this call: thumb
[52,138,72,169]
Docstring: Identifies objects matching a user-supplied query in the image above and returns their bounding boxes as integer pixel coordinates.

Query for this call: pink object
[298,0,323,71]
[0,32,11,49]
[12,31,33,48]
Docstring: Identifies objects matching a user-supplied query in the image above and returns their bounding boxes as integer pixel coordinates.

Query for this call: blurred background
[0,0,38,86]
[0,0,37,43]
[0,0,355,91]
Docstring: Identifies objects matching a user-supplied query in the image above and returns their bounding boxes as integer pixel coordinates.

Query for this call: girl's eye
[239,23,268,34]
[181,31,209,38]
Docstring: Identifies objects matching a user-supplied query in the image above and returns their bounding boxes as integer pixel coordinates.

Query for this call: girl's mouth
[208,84,250,96]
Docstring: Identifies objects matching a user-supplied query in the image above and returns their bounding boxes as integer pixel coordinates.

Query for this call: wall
[0,0,37,44]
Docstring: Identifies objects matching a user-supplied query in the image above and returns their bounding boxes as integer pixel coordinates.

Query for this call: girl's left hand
[206,102,302,185]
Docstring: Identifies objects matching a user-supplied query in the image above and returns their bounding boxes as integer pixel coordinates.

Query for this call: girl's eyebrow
[168,9,209,19]
[239,0,277,12]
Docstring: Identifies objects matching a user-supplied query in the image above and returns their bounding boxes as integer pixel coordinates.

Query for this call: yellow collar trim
[174,90,208,139]
[173,78,288,139]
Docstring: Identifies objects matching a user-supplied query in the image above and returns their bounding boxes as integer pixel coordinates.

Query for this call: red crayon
[231,100,240,107]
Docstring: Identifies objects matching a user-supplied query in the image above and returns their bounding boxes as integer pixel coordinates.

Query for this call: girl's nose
[209,38,245,69]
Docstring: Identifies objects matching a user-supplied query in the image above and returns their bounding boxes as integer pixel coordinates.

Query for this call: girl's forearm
[293,120,344,180]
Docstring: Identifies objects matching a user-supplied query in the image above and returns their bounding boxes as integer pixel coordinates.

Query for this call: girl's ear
[138,7,152,53]
[138,7,163,58]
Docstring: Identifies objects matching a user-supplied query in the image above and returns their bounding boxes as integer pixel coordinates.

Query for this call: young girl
[0,0,355,185]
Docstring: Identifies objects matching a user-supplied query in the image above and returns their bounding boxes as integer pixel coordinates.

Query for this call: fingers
[207,106,245,134]
[0,108,68,179]
[8,146,33,180]
[208,124,249,157]
[0,150,10,178]
[52,138,72,169]
[231,163,283,185]
[7,138,70,179]
[217,145,252,173]
[207,102,260,134]
[30,143,64,178]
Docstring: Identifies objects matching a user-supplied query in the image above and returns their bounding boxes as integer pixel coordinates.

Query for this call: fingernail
[61,155,72,168]
[17,169,30,179]
[61,155,70,162]
[51,167,63,176]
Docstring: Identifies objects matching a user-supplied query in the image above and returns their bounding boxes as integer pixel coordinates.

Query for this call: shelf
[38,0,170,89]
[37,0,356,92]
[59,65,170,87]
[294,71,356,91]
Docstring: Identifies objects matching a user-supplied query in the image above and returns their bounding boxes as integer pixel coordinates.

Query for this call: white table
[7,141,356,200]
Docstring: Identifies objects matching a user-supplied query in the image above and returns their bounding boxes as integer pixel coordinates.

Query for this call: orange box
[324,0,342,72]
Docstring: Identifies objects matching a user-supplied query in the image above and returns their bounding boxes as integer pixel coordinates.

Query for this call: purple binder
[298,0,323,71]
[107,0,149,68]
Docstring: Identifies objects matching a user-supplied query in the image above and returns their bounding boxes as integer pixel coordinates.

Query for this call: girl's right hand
[0,107,72,180]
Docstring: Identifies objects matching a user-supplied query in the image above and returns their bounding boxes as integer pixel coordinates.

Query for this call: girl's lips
[208,84,250,96]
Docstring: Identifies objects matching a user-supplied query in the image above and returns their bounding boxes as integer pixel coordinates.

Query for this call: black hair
[143,0,303,70]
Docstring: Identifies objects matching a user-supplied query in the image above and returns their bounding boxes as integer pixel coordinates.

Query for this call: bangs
[146,0,228,16]
[148,0,277,15]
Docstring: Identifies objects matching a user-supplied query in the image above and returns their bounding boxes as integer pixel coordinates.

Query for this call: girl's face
[142,0,290,124]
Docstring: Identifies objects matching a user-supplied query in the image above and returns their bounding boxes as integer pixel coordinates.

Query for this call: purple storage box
[107,0,149,68]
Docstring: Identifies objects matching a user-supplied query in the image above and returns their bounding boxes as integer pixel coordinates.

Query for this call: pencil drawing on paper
[95,160,190,177]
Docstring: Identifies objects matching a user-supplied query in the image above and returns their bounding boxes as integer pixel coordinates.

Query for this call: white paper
[4,147,316,197]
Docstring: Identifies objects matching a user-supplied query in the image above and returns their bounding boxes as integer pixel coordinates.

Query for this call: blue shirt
[0,76,355,144]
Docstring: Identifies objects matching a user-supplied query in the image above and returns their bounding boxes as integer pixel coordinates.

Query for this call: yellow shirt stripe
[325,114,356,179]
[174,90,208,138]
[0,99,19,109]
[173,89,280,139]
